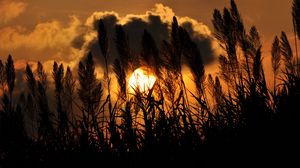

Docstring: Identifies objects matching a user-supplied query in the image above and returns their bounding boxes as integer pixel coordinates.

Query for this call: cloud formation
[0,17,82,50]
[0,3,220,72]
[0,16,84,65]
[0,0,27,24]
[76,4,220,67]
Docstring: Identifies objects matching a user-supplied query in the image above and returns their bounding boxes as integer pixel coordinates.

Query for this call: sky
[0,0,295,72]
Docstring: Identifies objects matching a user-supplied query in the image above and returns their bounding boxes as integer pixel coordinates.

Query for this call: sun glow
[128,68,156,93]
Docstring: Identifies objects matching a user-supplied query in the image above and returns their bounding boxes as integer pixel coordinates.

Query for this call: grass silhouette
[0,0,299,167]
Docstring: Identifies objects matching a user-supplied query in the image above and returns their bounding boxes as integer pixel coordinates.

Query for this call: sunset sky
[0,0,295,71]
[1,1,299,165]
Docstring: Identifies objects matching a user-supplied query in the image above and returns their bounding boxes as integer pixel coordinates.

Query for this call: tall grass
[0,0,299,167]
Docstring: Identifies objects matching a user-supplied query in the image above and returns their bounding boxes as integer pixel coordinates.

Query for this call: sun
[128,68,156,93]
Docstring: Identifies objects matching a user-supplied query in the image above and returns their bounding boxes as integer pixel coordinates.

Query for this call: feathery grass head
[171,16,182,73]
[271,36,281,75]
[180,28,205,96]
[26,64,36,95]
[113,59,126,98]
[5,55,15,94]
[98,19,108,57]
[280,32,294,72]
[115,24,131,72]
[249,26,261,49]
[292,0,300,39]
[0,60,6,88]
[64,66,75,97]
[36,62,47,90]
[253,47,263,82]
[53,62,64,93]
[141,29,161,76]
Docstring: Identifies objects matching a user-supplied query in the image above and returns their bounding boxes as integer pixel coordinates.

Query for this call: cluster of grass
[0,0,299,167]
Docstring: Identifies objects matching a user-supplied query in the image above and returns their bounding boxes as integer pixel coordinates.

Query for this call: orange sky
[0,0,295,71]
[6,0,293,36]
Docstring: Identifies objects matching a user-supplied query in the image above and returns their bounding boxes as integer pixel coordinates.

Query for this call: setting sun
[128,68,156,93]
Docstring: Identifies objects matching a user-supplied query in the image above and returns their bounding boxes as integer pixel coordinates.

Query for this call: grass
[0,0,300,167]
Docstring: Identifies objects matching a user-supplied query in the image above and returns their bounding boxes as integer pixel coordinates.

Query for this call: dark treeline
[0,0,300,167]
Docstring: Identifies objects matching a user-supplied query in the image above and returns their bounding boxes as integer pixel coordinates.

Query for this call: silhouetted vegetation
[0,0,299,167]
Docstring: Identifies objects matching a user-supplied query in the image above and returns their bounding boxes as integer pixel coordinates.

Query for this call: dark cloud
[73,4,220,68]
[71,34,85,49]
[0,3,220,73]
[125,15,169,52]
[181,21,216,63]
